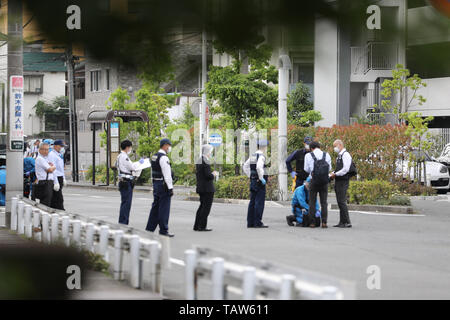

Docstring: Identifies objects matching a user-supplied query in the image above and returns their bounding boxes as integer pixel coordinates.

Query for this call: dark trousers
[119,180,134,225]
[50,176,65,210]
[38,180,54,207]
[247,182,266,227]
[335,179,351,224]
[295,178,305,189]
[146,180,171,234]
[194,192,214,230]
[308,182,328,224]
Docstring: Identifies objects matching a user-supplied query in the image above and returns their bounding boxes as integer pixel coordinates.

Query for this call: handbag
[32,172,49,200]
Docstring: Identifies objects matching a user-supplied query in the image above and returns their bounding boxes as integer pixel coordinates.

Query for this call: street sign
[9,76,24,151]
[208,133,222,147]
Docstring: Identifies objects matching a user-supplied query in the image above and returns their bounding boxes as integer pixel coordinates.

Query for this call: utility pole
[65,44,79,182]
[200,29,208,158]
[5,0,24,226]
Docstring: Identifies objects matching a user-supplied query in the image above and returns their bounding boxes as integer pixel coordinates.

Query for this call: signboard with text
[10,76,24,151]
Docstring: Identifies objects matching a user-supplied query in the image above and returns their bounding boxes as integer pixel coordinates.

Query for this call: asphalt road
[63,186,450,299]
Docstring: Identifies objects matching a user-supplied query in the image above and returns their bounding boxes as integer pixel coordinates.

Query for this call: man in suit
[194,144,218,231]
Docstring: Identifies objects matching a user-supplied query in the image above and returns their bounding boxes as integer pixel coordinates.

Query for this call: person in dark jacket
[194,144,218,231]
[285,136,312,189]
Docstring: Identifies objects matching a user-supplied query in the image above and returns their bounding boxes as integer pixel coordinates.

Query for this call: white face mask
[167,146,172,153]
[127,148,132,155]
[305,144,310,150]
[334,147,340,153]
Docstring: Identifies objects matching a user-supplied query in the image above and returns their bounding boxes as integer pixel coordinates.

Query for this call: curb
[410,195,449,201]
[330,203,414,214]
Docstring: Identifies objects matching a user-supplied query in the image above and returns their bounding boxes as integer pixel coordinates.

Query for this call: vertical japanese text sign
[10,76,24,151]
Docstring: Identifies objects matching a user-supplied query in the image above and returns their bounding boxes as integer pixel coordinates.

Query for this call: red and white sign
[10,75,24,150]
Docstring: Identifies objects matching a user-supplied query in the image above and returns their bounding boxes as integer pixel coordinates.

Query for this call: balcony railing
[351,42,398,75]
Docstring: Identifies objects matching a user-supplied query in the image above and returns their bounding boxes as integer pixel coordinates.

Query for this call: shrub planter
[330,203,414,214]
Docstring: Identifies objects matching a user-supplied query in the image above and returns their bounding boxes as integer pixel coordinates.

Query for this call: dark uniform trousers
[146,180,171,234]
[308,181,328,225]
[335,178,351,224]
[194,192,214,230]
[119,180,134,225]
[50,176,65,210]
[247,181,266,227]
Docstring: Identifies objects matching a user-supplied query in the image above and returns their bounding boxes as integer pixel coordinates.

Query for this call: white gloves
[63,179,67,187]
[53,183,60,192]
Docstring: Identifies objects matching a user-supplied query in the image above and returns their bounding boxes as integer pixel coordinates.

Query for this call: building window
[24,75,43,93]
[79,119,86,132]
[105,69,110,90]
[90,70,101,92]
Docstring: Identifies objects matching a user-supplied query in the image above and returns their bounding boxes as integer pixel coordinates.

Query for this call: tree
[287,81,313,124]
[33,96,69,132]
[205,36,278,174]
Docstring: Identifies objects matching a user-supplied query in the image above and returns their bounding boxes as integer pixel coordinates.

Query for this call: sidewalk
[0,228,162,300]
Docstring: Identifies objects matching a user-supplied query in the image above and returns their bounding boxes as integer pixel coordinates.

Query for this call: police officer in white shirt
[304,141,332,228]
[146,138,175,237]
[243,139,269,228]
[330,139,353,228]
[48,140,66,210]
[34,142,56,206]
[117,140,137,225]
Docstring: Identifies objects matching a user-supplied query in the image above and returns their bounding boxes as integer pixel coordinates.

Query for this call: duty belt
[119,173,134,181]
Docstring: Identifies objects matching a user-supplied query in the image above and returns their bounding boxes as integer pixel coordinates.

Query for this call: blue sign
[208,134,222,147]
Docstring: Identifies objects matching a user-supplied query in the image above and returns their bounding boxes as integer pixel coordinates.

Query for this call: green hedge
[214,175,280,200]
[348,179,411,206]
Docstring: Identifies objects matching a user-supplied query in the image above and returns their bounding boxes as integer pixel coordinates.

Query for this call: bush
[348,179,402,205]
[172,163,196,186]
[393,179,436,196]
[85,164,114,184]
[214,175,279,200]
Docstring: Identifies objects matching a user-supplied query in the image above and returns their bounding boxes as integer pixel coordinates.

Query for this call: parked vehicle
[436,143,450,168]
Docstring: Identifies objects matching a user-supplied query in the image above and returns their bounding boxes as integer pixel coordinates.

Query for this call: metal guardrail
[8,195,356,300]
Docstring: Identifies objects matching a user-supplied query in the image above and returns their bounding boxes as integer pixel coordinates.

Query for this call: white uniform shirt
[158,149,173,189]
[48,150,65,183]
[335,148,352,177]
[35,154,54,181]
[117,151,135,176]
[304,148,332,175]
[243,150,266,181]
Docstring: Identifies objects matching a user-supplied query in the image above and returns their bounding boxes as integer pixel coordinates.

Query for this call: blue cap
[306,176,312,183]
[54,140,65,146]
[257,139,269,147]
[160,138,172,147]
[304,136,313,144]
[43,139,53,145]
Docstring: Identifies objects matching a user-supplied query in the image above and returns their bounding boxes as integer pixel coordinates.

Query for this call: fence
[7,195,356,300]
[351,42,398,75]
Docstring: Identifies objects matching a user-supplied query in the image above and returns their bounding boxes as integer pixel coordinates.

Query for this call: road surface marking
[351,210,425,217]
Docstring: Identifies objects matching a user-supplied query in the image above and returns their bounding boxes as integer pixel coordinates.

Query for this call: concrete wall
[407,77,450,117]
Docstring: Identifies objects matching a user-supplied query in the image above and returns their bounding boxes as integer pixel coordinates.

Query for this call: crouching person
[286,177,321,227]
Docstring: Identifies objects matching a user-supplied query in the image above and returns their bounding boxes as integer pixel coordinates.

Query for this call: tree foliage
[287,81,313,123]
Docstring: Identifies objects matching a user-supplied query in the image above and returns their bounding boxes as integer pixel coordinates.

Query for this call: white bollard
[211,257,225,300]
[184,249,197,300]
[32,209,41,241]
[17,201,24,234]
[129,235,140,288]
[98,225,110,259]
[24,205,32,238]
[51,214,60,242]
[148,241,161,293]
[242,266,256,300]
[10,197,18,231]
[41,212,50,244]
[72,220,81,248]
[113,230,124,280]
[279,274,296,300]
[61,216,70,246]
[85,223,95,252]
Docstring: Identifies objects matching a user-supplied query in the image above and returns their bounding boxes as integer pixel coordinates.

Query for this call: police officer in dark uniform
[243,139,269,228]
[285,136,312,189]
[146,138,175,237]
[117,140,136,225]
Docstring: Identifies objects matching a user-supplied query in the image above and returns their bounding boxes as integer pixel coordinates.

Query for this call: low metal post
[149,241,161,293]
[98,225,109,259]
[211,257,225,300]
[17,201,24,234]
[242,266,256,300]
[185,249,197,300]
[85,223,95,252]
[113,230,124,280]
[24,205,32,238]
[41,212,50,244]
[51,214,59,242]
[129,235,140,288]
[72,220,81,248]
[61,216,70,246]
[279,274,296,300]
[10,197,18,230]
[32,209,41,241]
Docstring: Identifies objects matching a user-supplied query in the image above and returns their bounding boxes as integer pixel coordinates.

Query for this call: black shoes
[254,224,269,228]
[333,223,352,228]
[159,232,175,237]
[194,228,213,232]
[286,215,295,226]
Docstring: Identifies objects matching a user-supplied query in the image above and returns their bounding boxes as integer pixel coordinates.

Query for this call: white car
[396,150,450,194]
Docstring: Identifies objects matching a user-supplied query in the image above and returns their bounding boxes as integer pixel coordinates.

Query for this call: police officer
[49,140,67,210]
[285,136,312,189]
[146,138,174,237]
[117,140,136,225]
[243,139,269,228]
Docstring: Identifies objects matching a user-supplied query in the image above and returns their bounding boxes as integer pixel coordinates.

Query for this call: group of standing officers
[117,135,355,237]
